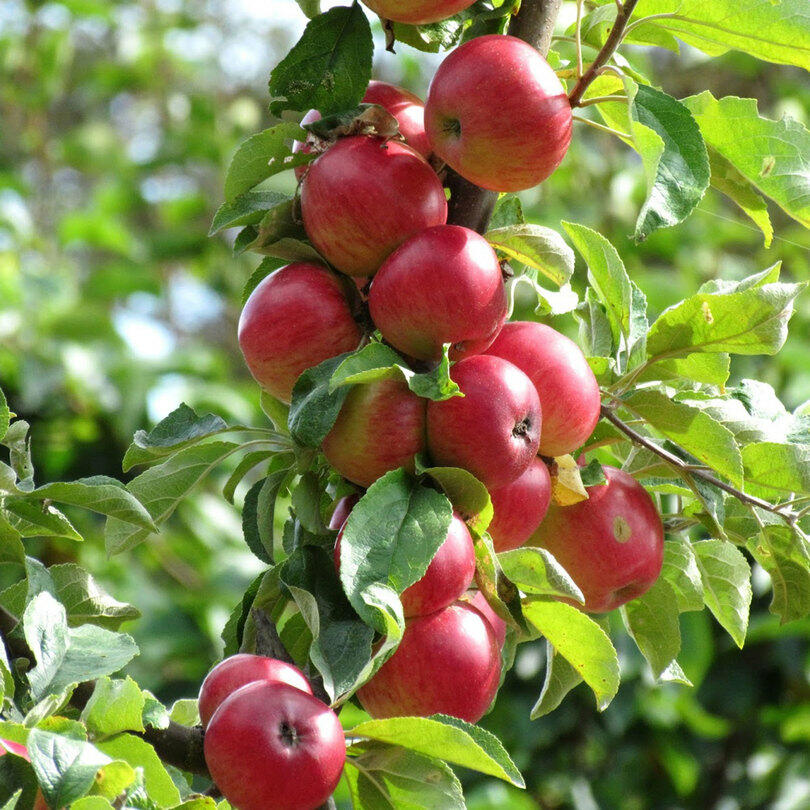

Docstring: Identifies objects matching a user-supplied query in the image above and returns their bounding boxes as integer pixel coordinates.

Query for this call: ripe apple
[0,741,48,810]
[328,494,359,531]
[335,511,475,617]
[204,682,345,810]
[468,590,507,648]
[323,378,426,487]
[426,355,541,489]
[488,457,552,552]
[425,35,572,192]
[300,136,447,276]
[357,601,500,722]
[368,225,508,361]
[198,654,312,728]
[361,0,476,24]
[486,321,601,458]
[363,80,431,158]
[529,466,664,613]
[238,263,362,403]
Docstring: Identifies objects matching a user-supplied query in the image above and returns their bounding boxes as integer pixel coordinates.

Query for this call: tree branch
[446,0,564,233]
[601,403,798,527]
[567,0,639,107]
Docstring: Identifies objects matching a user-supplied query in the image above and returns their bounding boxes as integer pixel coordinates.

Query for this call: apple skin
[335,511,475,618]
[361,0,476,24]
[363,80,431,158]
[357,601,500,722]
[0,741,48,810]
[369,225,508,361]
[468,590,507,648]
[204,682,346,810]
[425,35,572,192]
[238,263,362,403]
[198,654,313,728]
[426,355,542,489]
[529,466,664,613]
[488,457,552,552]
[486,321,601,458]
[301,136,447,277]
[328,494,360,531]
[323,378,426,487]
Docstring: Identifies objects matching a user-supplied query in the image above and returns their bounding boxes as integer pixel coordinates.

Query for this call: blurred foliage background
[1,1,809,808]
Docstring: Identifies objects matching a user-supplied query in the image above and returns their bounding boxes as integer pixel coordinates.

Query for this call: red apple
[529,466,664,613]
[0,741,48,810]
[293,108,323,180]
[361,0,476,24]
[323,378,426,487]
[426,355,541,489]
[238,263,362,403]
[486,321,601,457]
[328,494,360,531]
[488,457,552,552]
[363,80,431,158]
[204,682,345,810]
[425,35,572,192]
[357,601,500,722]
[300,136,447,277]
[469,590,507,648]
[369,225,507,361]
[198,654,312,728]
[335,511,475,618]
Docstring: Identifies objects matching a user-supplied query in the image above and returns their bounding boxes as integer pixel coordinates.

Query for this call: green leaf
[268,5,373,117]
[4,499,83,542]
[485,224,574,286]
[242,258,285,306]
[26,477,155,531]
[632,0,810,70]
[742,442,810,495]
[683,93,810,230]
[295,0,321,18]
[498,547,584,603]
[330,343,461,402]
[645,281,803,360]
[169,699,200,728]
[240,200,322,263]
[345,743,465,810]
[81,677,145,738]
[48,563,140,630]
[0,388,8,443]
[339,469,453,631]
[122,404,230,471]
[563,222,648,359]
[209,190,291,235]
[223,450,275,504]
[105,441,240,555]
[749,525,810,625]
[349,715,524,787]
[288,354,353,448]
[622,580,684,679]
[242,466,292,563]
[420,466,492,536]
[531,641,583,719]
[489,194,525,230]
[2,421,33,489]
[693,539,752,647]
[96,735,181,807]
[707,149,773,247]
[638,352,731,386]
[622,389,743,486]
[27,729,110,809]
[223,122,310,201]
[280,546,374,701]
[522,600,620,711]
[661,537,704,612]
[629,85,709,241]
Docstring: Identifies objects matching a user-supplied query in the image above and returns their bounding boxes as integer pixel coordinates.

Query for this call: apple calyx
[304,104,403,149]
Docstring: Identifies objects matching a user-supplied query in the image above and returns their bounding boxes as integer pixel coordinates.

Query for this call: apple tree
[2,0,810,808]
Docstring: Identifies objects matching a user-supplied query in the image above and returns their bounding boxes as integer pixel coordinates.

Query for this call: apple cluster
[201,655,346,810]
[237,28,665,748]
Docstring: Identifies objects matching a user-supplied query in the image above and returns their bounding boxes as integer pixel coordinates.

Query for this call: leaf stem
[575,0,584,77]
[568,0,640,107]
[572,114,632,140]
[600,402,798,528]
[577,94,628,107]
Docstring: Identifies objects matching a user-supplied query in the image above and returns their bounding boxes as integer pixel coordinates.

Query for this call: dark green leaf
[288,354,352,448]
